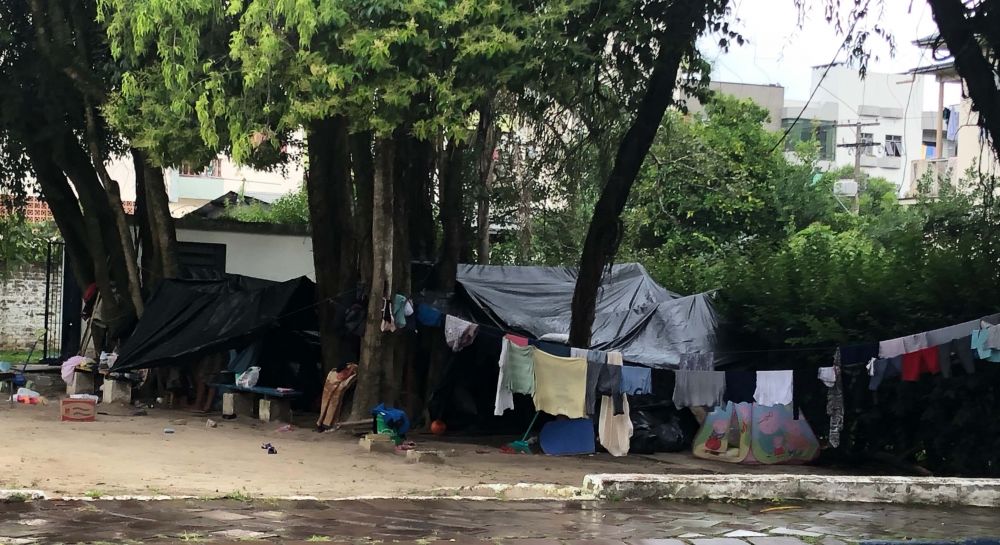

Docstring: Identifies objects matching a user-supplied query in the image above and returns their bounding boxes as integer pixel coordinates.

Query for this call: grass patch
[219,489,253,502]
[306,537,333,542]
[2,492,29,503]
[84,489,105,500]
[179,532,206,542]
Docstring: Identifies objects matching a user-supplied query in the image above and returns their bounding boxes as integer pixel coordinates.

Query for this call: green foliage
[224,184,309,225]
[0,217,59,270]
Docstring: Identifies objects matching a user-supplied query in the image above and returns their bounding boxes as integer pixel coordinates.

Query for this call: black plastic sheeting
[455,263,717,368]
[112,275,317,372]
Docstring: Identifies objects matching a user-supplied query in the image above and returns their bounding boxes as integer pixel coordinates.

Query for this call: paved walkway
[1,498,998,544]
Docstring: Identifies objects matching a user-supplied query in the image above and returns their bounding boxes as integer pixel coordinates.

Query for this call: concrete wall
[176,227,315,281]
[956,97,1000,180]
[0,265,46,350]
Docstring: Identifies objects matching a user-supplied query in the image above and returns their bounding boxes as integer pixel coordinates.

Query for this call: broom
[505,411,540,454]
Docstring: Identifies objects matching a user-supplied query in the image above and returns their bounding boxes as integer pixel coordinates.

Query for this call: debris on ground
[206,419,218,428]
[171,418,187,425]
[276,424,293,432]
[261,443,277,454]
[163,428,175,434]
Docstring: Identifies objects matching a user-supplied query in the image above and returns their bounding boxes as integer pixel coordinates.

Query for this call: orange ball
[430,420,447,436]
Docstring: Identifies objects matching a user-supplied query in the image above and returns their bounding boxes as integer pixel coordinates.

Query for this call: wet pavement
[1,498,999,544]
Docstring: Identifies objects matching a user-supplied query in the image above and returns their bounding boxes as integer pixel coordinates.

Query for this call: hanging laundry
[838,343,878,366]
[817,367,837,388]
[494,338,514,416]
[598,351,632,456]
[506,334,529,347]
[570,347,588,359]
[723,371,756,403]
[620,366,652,395]
[971,328,1000,362]
[672,370,725,408]
[946,104,960,141]
[587,351,623,416]
[878,338,906,359]
[531,339,571,357]
[380,297,396,333]
[926,319,980,347]
[504,339,535,395]
[391,294,411,329]
[984,323,1000,351]
[937,335,976,378]
[679,352,714,371]
[444,315,478,352]
[868,356,903,390]
[415,304,443,327]
[753,370,793,406]
[532,350,587,419]
[901,347,940,382]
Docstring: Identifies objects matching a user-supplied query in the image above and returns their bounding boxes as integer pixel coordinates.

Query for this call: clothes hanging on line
[598,351,632,456]
[532,350,588,419]
[506,334,529,347]
[723,371,756,403]
[585,350,623,416]
[901,347,940,381]
[971,327,1000,362]
[827,350,844,448]
[416,304,443,327]
[620,366,652,395]
[937,335,976,378]
[504,340,535,395]
[444,315,479,352]
[753,370,793,406]
[672,370,725,408]
[531,339,572,358]
[391,294,412,329]
[838,343,878,366]
[868,356,902,391]
[494,338,514,416]
[818,367,837,387]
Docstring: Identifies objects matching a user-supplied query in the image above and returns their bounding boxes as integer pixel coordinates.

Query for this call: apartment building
[780,65,927,193]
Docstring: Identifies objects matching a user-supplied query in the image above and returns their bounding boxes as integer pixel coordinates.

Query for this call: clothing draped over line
[598,351,632,456]
[672,370,725,408]
[826,349,844,448]
[531,350,588,419]
[585,350,623,416]
[679,352,714,371]
[621,366,652,395]
[723,371,756,403]
[753,370,793,406]
[444,315,478,352]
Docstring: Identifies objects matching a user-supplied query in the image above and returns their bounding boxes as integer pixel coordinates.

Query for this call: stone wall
[0,264,47,351]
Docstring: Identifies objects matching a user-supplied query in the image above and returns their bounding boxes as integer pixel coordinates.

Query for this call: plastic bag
[236,366,261,388]
[629,409,689,454]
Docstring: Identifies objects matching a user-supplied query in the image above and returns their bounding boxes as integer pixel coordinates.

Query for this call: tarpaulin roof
[455,263,717,368]
[112,275,316,372]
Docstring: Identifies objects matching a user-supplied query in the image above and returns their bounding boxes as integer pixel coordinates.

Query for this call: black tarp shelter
[453,263,718,368]
[112,275,317,372]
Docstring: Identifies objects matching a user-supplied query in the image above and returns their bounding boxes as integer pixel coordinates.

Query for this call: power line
[768,3,868,155]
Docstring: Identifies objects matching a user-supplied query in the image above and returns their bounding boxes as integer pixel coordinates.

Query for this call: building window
[860,133,876,156]
[781,118,836,161]
[179,158,223,178]
[884,135,903,157]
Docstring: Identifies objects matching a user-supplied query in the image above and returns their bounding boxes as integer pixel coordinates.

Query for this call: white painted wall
[176,228,315,281]
[792,65,926,193]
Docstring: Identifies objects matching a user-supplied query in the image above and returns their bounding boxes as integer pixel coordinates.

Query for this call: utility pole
[835,119,880,212]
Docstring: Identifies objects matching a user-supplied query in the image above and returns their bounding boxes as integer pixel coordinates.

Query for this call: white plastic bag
[236,366,261,388]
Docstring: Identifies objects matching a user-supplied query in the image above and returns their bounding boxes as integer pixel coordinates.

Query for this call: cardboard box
[60,398,96,422]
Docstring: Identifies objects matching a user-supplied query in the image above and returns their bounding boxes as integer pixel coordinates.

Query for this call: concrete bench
[213,384,301,423]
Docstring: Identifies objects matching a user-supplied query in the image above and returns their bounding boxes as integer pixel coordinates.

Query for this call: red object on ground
[60,398,96,422]
[430,420,447,436]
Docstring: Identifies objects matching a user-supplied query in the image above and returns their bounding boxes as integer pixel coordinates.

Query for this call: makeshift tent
[691,402,819,464]
[454,263,717,368]
[112,275,317,372]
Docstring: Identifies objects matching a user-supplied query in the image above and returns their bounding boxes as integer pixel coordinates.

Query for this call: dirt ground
[0,376,839,499]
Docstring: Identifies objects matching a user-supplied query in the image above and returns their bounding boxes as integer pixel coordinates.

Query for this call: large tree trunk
[25,143,94,289]
[474,97,498,265]
[132,151,157,289]
[135,150,178,280]
[403,136,437,262]
[388,131,414,408]
[351,131,375,288]
[928,0,1000,161]
[352,136,396,419]
[568,0,710,347]
[437,138,467,290]
[306,116,356,374]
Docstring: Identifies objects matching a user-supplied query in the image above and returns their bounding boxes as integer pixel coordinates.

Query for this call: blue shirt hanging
[620,366,652,395]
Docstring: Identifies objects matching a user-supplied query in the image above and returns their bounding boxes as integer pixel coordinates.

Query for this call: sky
[699,0,963,110]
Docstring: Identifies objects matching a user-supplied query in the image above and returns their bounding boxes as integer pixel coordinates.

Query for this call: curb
[582,474,1000,507]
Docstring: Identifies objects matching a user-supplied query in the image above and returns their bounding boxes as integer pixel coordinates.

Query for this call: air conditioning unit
[833,179,859,197]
